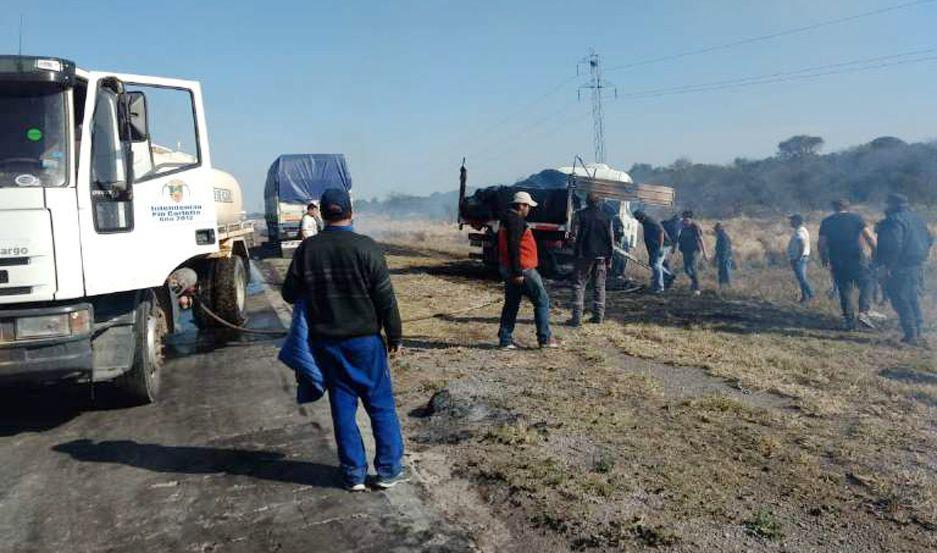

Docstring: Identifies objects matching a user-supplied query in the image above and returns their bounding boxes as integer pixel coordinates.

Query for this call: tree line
[628,135,937,218]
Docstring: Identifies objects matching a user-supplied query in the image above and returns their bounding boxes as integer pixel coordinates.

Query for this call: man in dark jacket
[634,210,667,293]
[497,191,558,349]
[282,187,405,491]
[874,193,934,345]
[675,211,708,294]
[714,223,734,288]
[568,194,614,326]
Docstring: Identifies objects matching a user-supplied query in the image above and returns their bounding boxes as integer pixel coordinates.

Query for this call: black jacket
[875,207,933,270]
[282,228,402,346]
[573,206,614,259]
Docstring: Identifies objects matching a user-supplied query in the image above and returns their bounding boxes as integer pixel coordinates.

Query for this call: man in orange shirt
[497,191,559,349]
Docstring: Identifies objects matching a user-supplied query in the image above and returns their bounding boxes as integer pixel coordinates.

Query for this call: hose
[195,296,288,335]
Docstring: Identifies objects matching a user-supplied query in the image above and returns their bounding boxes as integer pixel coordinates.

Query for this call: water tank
[210,169,246,226]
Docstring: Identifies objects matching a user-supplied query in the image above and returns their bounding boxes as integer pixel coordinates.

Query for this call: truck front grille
[0,287,32,296]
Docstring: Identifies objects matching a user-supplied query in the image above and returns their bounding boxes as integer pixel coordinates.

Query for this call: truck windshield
[0,88,68,187]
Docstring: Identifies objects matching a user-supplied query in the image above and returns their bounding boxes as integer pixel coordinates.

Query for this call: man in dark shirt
[874,193,934,344]
[568,194,614,326]
[714,223,734,288]
[634,210,667,293]
[818,199,877,330]
[675,211,708,294]
[497,191,558,349]
[282,187,406,491]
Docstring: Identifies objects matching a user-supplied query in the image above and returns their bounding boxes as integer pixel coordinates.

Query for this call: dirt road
[0,269,471,553]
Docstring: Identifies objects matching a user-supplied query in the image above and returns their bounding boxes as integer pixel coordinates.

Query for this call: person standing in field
[299,201,322,240]
[634,210,667,294]
[818,199,878,331]
[874,193,934,345]
[674,210,708,295]
[660,213,681,289]
[787,214,815,303]
[497,191,559,349]
[568,194,614,326]
[713,222,734,288]
[282,188,406,491]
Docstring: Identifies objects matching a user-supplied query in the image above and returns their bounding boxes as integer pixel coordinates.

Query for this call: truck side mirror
[119,91,149,142]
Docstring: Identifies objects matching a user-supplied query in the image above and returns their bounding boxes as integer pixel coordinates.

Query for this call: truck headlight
[15,314,71,339]
[69,310,92,335]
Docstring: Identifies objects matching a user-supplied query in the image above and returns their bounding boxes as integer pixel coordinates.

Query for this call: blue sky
[5,1,937,210]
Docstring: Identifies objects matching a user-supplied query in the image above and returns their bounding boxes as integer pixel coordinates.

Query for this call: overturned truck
[458,160,674,277]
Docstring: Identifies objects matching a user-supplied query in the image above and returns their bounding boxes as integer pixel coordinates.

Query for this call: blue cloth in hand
[277,299,324,403]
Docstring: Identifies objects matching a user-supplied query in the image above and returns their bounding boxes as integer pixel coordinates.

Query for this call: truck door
[77,74,218,297]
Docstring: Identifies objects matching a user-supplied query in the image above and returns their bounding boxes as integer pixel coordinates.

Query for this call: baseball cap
[320,188,352,220]
[512,191,538,207]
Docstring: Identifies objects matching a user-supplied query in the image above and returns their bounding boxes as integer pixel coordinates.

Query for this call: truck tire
[212,256,248,326]
[118,293,166,404]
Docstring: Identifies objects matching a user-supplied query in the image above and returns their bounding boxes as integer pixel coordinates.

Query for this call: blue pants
[498,267,552,345]
[886,267,924,340]
[648,247,666,292]
[311,334,404,487]
[791,257,814,301]
[681,250,700,291]
[717,257,733,287]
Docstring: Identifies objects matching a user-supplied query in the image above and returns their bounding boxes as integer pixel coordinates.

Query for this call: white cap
[512,191,538,207]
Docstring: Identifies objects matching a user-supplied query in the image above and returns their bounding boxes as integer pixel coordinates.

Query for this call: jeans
[886,266,925,340]
[832,263,873,324]
[648,248,667,292]
[498,267,552,345]
[681,249,700,291]
[717,257,732,287]
[312,334,404,487]
[571,257,607,322]
[791,257,814,301]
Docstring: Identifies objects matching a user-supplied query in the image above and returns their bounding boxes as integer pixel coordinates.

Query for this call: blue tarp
[264,154,353,205]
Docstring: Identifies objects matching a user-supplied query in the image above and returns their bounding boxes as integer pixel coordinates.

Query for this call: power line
[458,74,578,155]
[618,47,937,100]
[605,0,936,73]
[466,97,580,161]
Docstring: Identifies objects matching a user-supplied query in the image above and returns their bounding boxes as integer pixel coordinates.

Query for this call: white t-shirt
[300,213,319,239]
[787,225,811,260]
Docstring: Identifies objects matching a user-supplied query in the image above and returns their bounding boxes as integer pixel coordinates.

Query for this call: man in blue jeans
[497,191,559,349]
[634,210,667,293]
[787,214,815,303]
[282,188,406,491]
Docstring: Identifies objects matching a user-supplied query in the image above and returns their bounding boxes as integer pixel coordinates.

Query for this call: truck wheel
[119,294,166,404]
[212,256,248,326]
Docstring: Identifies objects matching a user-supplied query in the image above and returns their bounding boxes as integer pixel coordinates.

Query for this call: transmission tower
[578,49,616,164]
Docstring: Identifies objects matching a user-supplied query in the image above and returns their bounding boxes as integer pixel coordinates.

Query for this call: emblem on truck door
[163,179,190,203]
[151,179,203,223]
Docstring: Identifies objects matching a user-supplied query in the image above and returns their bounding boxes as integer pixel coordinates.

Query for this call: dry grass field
[270,212,936,551]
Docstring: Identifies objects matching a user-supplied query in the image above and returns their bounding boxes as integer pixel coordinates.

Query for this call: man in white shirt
[787,214,815,303]
[300,202,322,240]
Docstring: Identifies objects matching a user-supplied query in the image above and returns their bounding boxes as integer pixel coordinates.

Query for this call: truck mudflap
[0,303,93,384]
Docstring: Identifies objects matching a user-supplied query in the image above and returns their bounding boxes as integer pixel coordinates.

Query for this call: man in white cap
[496,191,559,349]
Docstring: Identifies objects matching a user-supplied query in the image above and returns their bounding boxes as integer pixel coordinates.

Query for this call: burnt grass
[268,239,937,552]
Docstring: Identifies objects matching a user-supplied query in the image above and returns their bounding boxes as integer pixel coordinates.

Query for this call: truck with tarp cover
[458,159,675,277]
[264,154,353,255]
